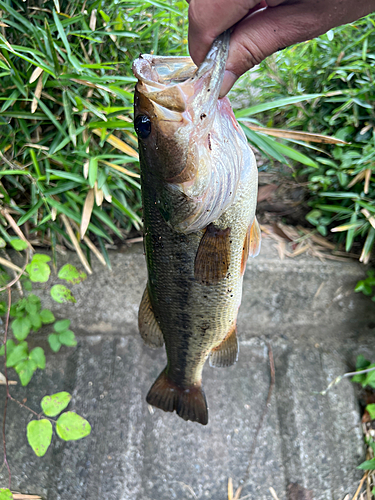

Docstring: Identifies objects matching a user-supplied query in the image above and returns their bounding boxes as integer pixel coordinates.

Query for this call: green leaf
[6,341,28,367]
[51,285,76,304]
[25,301,38,315]
[266,140,318,168]
[48,333,61,353]
[363,365,375,388]
[28,294,42,307]
[241,126,286,163]
[58,264,87,284]
[41,391,72,417]
[54,319,71,333]
[0,301,6,315]
[17,199,44,226]
[59,330,77,347]
[23,280,33,291]
[32,254,51,264]
[62,90,76,146]
[366,404,375,420]
[0,238,6,249]
[356,355,371,370]
[29,347,46,369]
[56,412,91,441]
[89,157,98,187]
[9,238,28,251]
[26,260,51,283]
[40,309,55,324]
[15,358,37,386]
[45,18,60,74]
[0,339,16,358]
[358,459,375,470]
[0,489,13,500]
[53,10,71,57]
[235,93,324,118]
[11,316,32,341]
[27,419,53,457]
[355,280,373,295]
[29,312,42,331]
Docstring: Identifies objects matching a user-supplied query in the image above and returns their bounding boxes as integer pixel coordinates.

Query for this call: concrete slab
[0,239,374,499]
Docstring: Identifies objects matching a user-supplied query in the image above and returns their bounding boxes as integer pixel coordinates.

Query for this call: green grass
[0,0,188,264]
[2,0,374,264]
[231,14,375,262]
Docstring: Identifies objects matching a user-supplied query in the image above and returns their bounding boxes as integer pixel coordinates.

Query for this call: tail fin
[146,369,208,425]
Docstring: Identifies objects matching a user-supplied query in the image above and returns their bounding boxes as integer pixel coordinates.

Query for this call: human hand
[187,0,375,97]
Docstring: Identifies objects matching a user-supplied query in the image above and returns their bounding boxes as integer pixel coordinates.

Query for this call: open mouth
[132,55,197,87]
[132,31,229,119]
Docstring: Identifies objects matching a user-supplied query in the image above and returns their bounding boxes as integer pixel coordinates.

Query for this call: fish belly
[141,156,257,389]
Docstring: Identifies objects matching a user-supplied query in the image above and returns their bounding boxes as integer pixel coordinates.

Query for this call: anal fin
[209,325,238,368]
[138,286,164,348]
[147,369,208,425]
[194,223,231,286]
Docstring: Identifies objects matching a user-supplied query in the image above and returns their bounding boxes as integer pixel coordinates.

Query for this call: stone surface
[1,239,374,499]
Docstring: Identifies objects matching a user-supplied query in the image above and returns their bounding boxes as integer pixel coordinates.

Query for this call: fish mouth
[132,31,230,121]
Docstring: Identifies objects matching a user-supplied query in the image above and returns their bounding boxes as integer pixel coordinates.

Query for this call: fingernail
[219,70,238,98]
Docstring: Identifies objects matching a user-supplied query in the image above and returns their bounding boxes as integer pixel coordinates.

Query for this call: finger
[188,0,265,66]
[219,3,331,97]
[220,0,375,96]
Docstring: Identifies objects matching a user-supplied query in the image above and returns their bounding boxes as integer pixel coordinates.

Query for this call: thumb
[219,3,333,97]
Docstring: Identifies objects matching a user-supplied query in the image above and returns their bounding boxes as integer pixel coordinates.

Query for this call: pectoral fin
[138,286,164,348]
[194,223,231,285]
[241,217,261,274]
[249,217,261,257]
[209,325,238,368]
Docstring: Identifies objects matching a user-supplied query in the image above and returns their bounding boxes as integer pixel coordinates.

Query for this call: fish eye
[134,115,151,139]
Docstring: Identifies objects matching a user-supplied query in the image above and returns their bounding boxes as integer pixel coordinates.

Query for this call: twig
[233,342,275,500]
[8,395,40,419]
[318,366,375,396]
[0,257,24,274]
[1,250,23,297]
[2,287,12,489]
[1,209,33,252]
[70,220,106,267]
[60,214,92,275]
[0,250,29,293]
[352,472,368,500]
[7,394,55,424]
[269,487,281,500]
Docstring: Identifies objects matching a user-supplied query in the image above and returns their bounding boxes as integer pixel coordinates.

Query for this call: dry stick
[0,251,29,294]
[233,342,276,500]
[2,287,12,489]
[352,472,368,500]
[1,250,24,297]
[60,214,92,275]
[1,209,33,252]
[69,220,106,267]
[319,366,375,396]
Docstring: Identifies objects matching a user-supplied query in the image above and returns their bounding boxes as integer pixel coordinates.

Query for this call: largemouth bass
[132,32,260,425]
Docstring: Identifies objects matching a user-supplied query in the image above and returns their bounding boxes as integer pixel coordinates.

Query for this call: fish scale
[133,32,260,425]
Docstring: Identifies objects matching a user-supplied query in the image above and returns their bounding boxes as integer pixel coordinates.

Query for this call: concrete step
[0,240,374,499]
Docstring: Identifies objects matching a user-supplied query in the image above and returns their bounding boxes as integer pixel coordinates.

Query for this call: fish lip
[132,55,196,88]
[132,31,230,118]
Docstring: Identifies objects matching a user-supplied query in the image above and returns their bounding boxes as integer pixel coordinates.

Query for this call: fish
[132,32,260,426]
